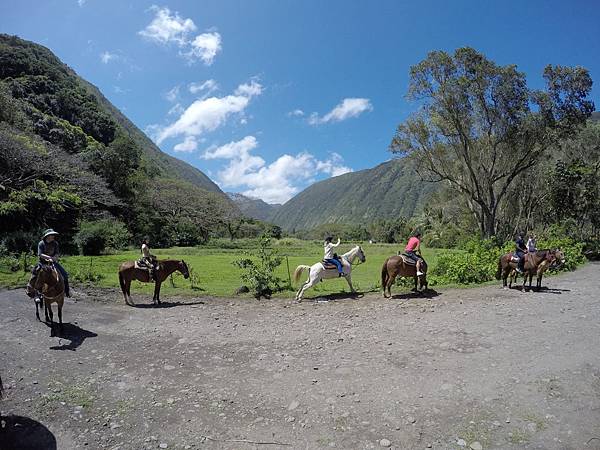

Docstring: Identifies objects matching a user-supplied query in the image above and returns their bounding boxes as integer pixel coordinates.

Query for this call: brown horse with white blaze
[118,259,189,306]
[381,255,428,298]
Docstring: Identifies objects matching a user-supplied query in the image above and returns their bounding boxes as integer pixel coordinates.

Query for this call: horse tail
[118,270,127,294]
[495,256,503,280]
[293,265,310,284]
[381,259,389,290]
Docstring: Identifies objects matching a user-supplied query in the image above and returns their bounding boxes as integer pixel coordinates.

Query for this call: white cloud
[204,136,353,204]
[234,80,263,98]
[309,97,373,125]
[189,79,218,95]
[182,32,221,65]
[164,85,180,102]
[139,6,222,65]
[173,136,198,152]
[167,103,184,116]
[78,0,86,6]
[150,81,262,145]
[287,109,305,117]
[138,6,196,46]
[100,51,117,64]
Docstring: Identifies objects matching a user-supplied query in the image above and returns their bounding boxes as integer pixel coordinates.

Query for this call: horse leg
[537,273,543,290]
[35,300,41,321]
[153,282,162,305]
[58,300,63,332]
[47,302,53,325]
[126,279,135,306]
[296,275,316,302]
[345,275,356,294]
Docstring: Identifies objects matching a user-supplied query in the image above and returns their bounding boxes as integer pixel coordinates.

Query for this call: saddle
[399,254,417,266]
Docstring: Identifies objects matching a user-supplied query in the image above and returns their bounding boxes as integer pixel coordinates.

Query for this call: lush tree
[390,47,594,238]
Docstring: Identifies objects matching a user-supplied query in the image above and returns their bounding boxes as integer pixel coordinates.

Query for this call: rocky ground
[1,263,599,450]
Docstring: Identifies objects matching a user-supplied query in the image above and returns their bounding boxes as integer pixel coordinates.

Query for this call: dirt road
[1,264,599,450]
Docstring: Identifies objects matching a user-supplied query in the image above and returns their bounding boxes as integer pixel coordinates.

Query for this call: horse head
[356,246,366,263]
[34,263,59,292]
[179,260,190,279]
[550,249,565,268]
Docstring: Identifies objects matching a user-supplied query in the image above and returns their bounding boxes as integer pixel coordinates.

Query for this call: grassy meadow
[0,239,453,300]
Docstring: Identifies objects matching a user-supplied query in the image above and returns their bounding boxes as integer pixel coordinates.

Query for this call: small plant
[188,266,202,290]
[71,258,104,283]
[233,234,284,299]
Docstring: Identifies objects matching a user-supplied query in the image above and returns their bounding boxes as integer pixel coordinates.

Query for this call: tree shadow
[0,415,57,450]
[47,322,98,351]
[390,289,441,300]
[132,300,206,309]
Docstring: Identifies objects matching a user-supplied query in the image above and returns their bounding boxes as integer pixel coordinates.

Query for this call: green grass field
[0,239,451,299]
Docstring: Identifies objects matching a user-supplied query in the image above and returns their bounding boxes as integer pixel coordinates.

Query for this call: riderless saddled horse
[496,249,564,291]
[293,246,366,302]
[118,259,189,306]
[381,253,428,298]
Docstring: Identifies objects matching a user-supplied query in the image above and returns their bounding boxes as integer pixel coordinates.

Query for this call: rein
[342,247,364,266]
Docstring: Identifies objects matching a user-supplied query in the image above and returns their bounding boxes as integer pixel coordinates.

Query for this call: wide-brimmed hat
[41,229,59,239]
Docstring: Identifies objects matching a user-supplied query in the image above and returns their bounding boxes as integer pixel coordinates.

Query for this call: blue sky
[1,1,599,203]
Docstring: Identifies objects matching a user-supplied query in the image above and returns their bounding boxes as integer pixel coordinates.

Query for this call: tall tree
[390,47,594,238]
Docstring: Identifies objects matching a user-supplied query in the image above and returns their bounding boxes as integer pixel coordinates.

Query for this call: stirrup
[417,271,424,276]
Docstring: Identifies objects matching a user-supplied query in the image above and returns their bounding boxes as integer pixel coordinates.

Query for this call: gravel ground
[1,263,599,450]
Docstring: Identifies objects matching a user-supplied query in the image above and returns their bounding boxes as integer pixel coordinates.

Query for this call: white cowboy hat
[41,228,59,239]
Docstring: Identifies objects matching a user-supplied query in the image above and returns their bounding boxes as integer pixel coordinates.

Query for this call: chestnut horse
[118,259,189,306]
[381,255,428,298]
[33,263,65,331]
[496,249,562,291]
[507,249,565,291]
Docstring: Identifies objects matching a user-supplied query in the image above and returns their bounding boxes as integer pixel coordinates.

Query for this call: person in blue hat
[26,229,70,298]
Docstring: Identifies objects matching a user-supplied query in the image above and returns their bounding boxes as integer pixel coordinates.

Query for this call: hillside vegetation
[269,158,436,231]
[0,34,238,251]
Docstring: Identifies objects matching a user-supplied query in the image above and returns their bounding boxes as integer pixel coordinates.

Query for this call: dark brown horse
[33,263,65,331]
[496,249,561,291]
[118,259,189,306]
[381,255,428,298]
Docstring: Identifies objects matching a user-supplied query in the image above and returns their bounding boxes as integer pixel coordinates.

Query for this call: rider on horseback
[324,236,345,277]
[515,231,528,273]
[26,229,70,298]
[139,237,158,281]
[404,231,424,276]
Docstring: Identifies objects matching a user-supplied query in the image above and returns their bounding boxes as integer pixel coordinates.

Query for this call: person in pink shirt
[404,231,424,276]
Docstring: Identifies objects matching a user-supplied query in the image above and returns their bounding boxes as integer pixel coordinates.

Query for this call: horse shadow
[0,414,57,450]
[317,291,367,302]
[508,286,571,295]
[391,289,441,300]
[47,322,98,351]
[132,300,206,309]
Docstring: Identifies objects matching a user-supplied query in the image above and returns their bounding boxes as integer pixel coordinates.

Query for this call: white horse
[293,246,366,302]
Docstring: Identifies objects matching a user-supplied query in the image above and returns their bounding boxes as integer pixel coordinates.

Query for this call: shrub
[431,239,505,284]
[74,219,131,255]
[537,226,586,271]
[233,234,284,299]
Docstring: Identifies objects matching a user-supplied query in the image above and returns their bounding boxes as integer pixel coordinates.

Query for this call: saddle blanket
[134,261,152,270]
[321,260,338,270]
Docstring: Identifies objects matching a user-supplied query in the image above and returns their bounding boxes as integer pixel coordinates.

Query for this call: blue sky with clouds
[1,0,599,203]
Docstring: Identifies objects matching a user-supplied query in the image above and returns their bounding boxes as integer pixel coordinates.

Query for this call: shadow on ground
[132,300,206,309]
[0,415,56,450]
[47,322,98,350]
[390,288,441,300]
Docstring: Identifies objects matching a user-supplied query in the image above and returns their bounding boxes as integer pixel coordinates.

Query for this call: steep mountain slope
[270,158,436,230]
[228,193,281,221]
[0,34,220,193]
[0,34,237,247]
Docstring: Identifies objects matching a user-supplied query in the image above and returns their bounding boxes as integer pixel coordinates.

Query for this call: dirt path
[1,264,600,450]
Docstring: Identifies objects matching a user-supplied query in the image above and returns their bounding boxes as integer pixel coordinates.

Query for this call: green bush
[537,226,586,271]
[74,219,131,255]
[431,239,506,285]
[233,235,285,298]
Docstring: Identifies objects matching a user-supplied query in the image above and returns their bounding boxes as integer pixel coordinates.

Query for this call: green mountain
[269,158,436,230]
[227,193,281,221]
[0,34,236,249]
